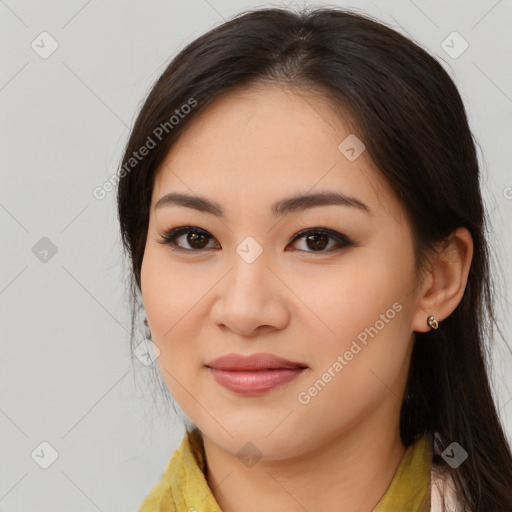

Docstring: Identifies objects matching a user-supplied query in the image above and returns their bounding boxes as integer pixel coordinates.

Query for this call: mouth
[205,352,308,395]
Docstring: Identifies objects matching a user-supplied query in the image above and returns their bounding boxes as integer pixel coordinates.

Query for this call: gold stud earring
[427,315,439,330]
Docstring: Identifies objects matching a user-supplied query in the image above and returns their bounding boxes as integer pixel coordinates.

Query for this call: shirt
[137,428,460,512]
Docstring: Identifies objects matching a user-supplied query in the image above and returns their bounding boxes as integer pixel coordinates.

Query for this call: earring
[142,315,152,340]
[136,315,160,366]
[427,315,439,330]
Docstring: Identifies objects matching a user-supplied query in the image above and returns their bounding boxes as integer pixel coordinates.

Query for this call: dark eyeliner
[157,226,353,252]
[288,227,354,250]
[156,226,212,250]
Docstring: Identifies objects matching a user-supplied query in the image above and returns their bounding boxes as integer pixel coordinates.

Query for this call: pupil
[188,232,208,249]
[307,233,328,251]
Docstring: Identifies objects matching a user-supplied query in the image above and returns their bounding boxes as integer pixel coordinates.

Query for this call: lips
[205,353,308,395]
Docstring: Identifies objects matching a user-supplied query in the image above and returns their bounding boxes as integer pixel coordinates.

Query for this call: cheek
[141,244,200,333]
[293,252,410,340]
[292,245,414,387]
[140,246,213,397]
[294,277,411,438]
[141,249,189,362]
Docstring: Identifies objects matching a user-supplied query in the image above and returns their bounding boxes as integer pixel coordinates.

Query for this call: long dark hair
[116,6,512,510]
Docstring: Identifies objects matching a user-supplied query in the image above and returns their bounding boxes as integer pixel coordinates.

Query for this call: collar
[138,429,433,512]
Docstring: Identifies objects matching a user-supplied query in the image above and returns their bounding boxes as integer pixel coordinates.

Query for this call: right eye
[156,226,219,252]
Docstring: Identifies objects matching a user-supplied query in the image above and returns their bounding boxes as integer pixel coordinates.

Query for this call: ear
[412,227,474,333]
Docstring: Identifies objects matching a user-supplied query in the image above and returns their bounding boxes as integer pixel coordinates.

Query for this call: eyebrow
[155,191,372,218]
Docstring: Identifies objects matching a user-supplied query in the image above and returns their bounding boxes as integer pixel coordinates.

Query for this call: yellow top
[138,429,432,512]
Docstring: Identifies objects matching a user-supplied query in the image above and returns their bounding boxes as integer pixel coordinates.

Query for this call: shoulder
[137,435,190,512]
[430,466,464,512]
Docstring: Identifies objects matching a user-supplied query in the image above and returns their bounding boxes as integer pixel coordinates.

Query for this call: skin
[140,84,473,512]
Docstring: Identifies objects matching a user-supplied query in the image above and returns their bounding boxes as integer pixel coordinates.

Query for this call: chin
[204,425,306,462]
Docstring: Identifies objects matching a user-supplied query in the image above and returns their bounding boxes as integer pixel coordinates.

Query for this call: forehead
[152,84,401,221]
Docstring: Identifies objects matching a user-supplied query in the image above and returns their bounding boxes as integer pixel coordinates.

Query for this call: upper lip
[205,352,308,371]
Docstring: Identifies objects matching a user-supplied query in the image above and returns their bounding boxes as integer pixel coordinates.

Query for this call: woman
[116,6,512,511]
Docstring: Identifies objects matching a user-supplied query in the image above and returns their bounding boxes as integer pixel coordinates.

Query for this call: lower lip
[207,368,306,395]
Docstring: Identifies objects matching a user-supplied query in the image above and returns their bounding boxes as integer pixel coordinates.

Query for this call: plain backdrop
[1,0,511,510]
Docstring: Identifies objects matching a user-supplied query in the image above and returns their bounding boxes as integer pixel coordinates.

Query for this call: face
[140,84,423,460]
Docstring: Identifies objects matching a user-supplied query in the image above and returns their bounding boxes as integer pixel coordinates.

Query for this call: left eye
[156,226,353,253]
[288,228,353,252]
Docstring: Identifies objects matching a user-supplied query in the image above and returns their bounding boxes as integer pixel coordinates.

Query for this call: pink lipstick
[205,352,308,395]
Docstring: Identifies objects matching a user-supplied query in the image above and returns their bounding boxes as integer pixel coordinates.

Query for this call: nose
[209,249,290,337]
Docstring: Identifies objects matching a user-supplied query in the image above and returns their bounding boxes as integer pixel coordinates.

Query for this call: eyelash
[156,226,354,254]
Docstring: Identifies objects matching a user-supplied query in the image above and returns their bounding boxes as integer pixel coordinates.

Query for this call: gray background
[1,0,511,510]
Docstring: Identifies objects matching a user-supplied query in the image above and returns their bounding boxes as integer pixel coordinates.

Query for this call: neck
[202,403,407,512]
